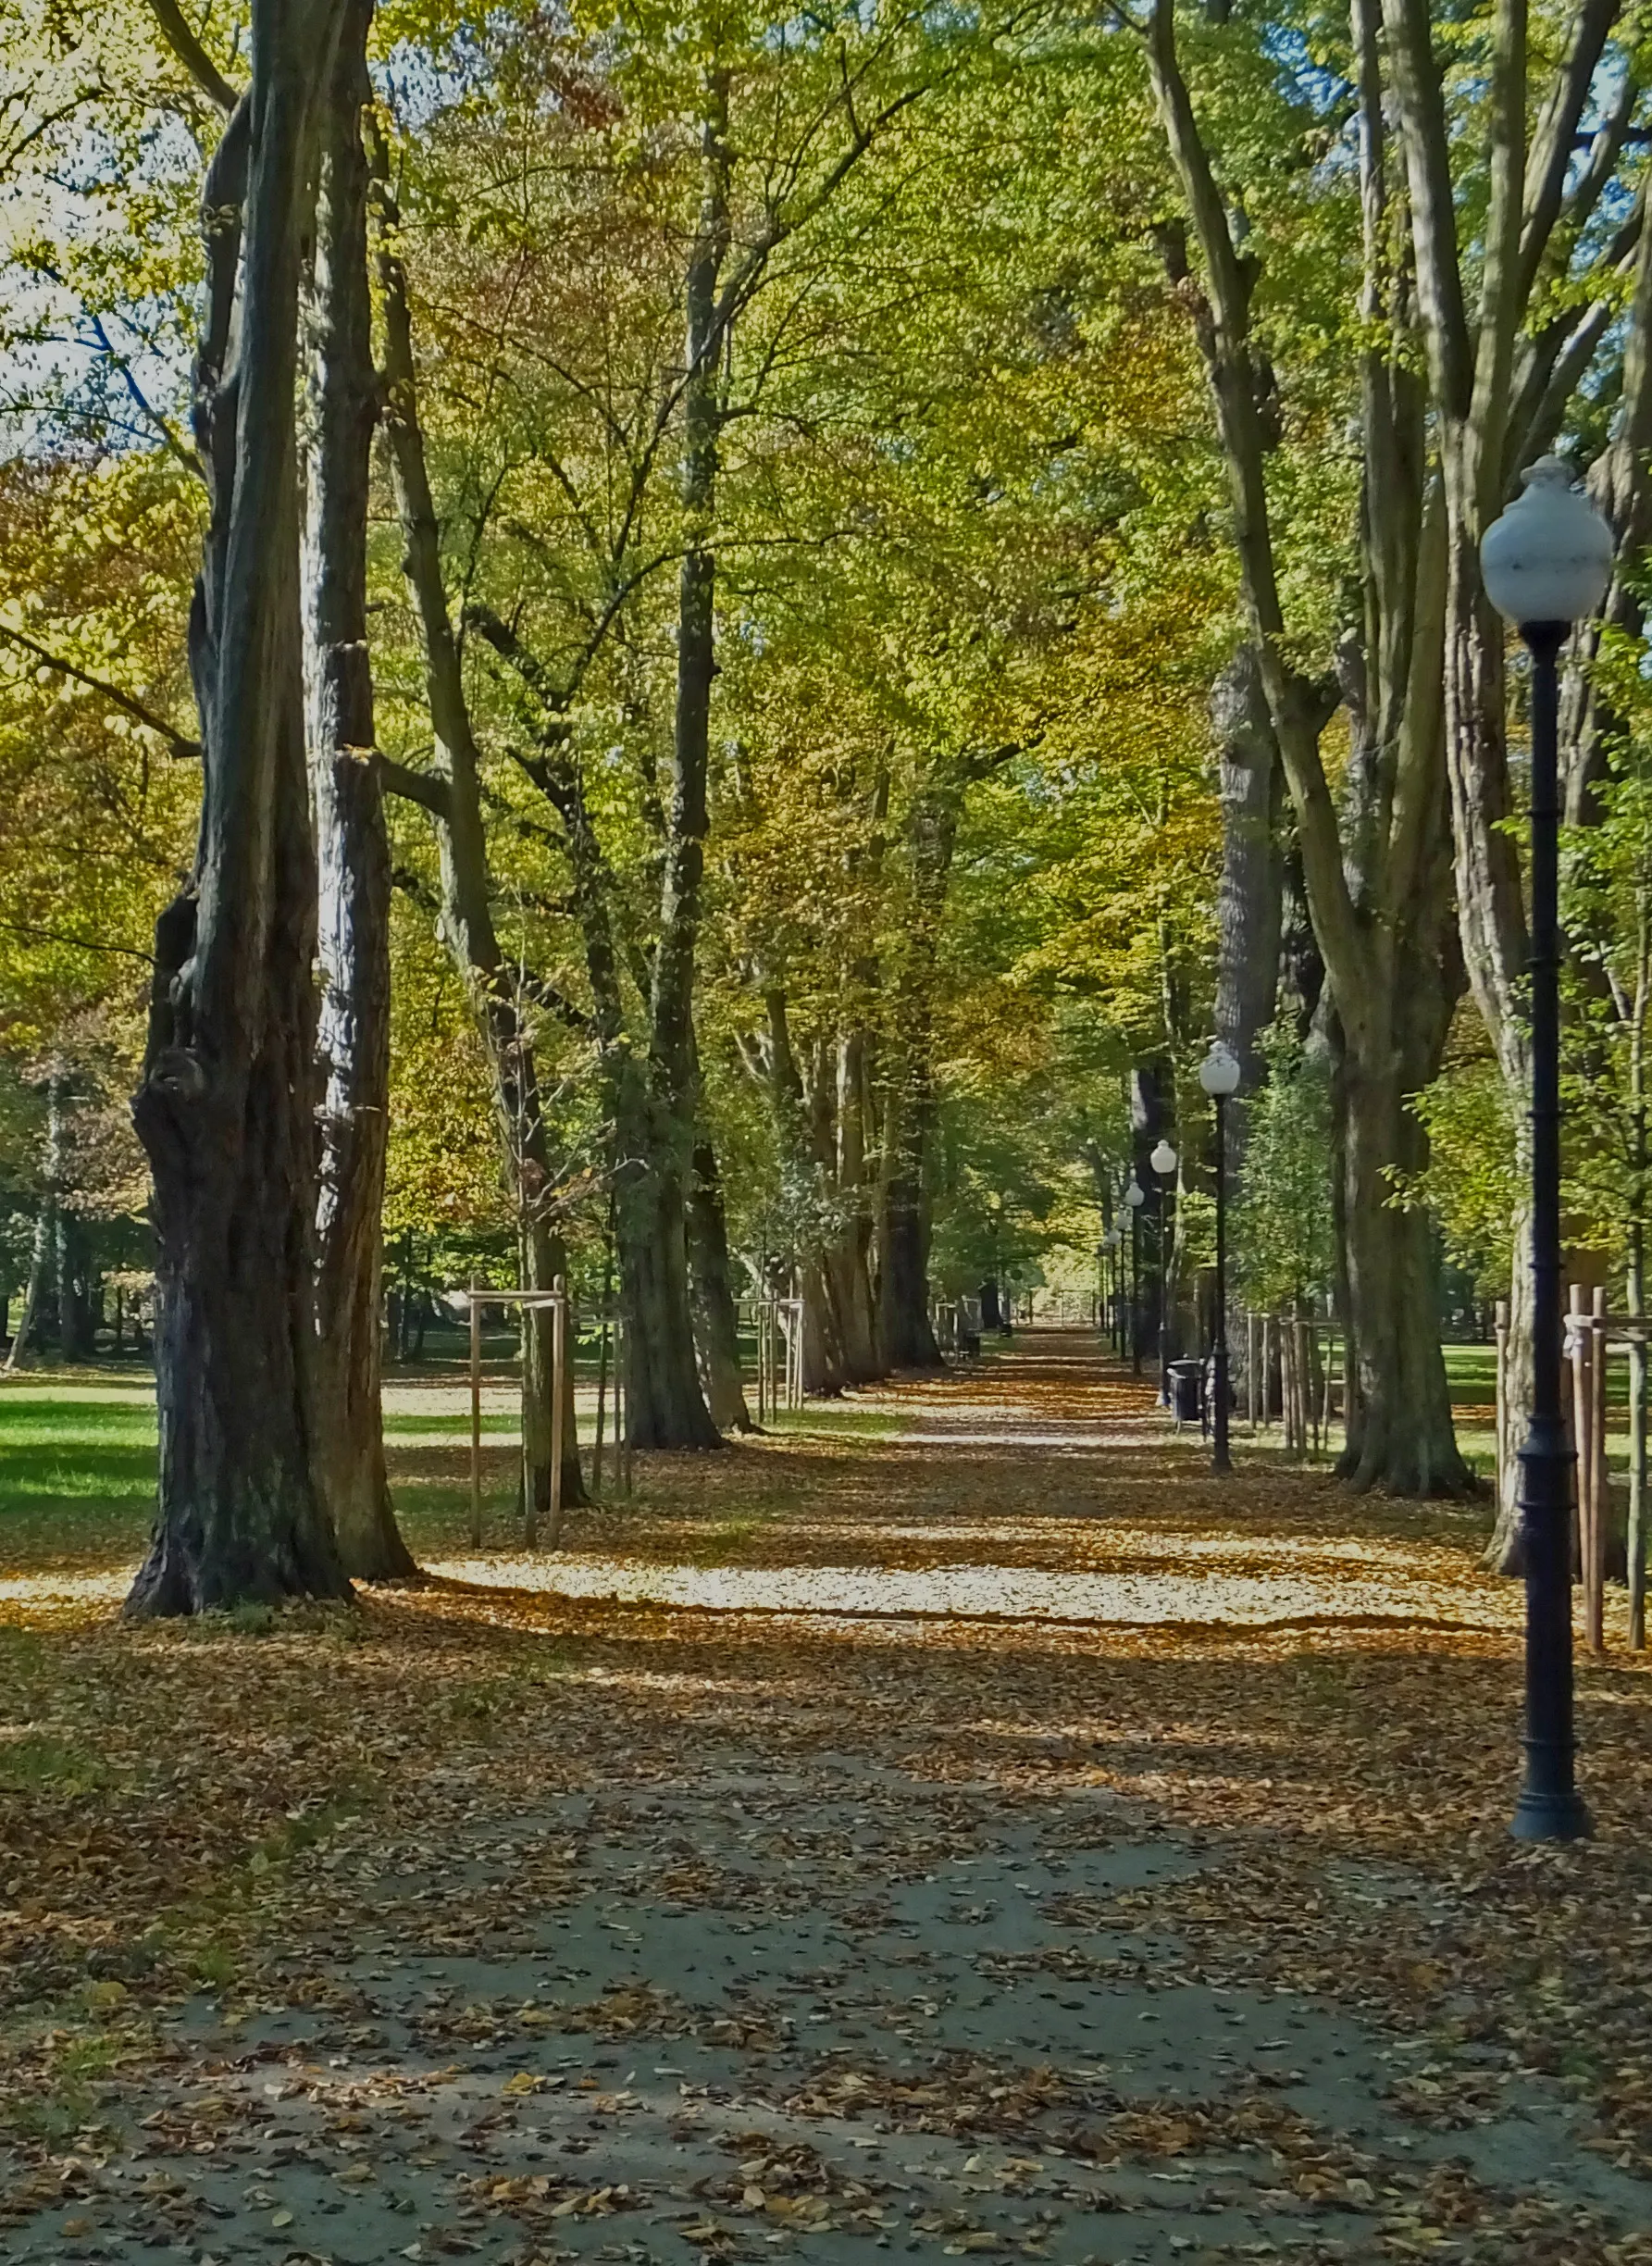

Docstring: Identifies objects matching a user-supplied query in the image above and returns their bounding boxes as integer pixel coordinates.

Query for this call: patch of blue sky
[1,100,199,453]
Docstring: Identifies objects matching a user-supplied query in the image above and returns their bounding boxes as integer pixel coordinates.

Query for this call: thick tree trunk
[1337,1049,1466,1492]
[800,1257,847,1396]
[618,1092,720,1447]
[129,10,353,1615]
[688,1136,752,1430]
[303,0,414,1581]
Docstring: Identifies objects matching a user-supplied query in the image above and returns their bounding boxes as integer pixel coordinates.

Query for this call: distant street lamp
[1124,1178,1146,1376]
[1150,1138,1177,1407]
[1481,454,1613,1843]
[1199,1039,1242,1472]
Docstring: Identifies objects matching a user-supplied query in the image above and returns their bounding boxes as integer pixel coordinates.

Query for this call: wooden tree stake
[548,1275,566,1549]
[468,1274,482,1550]
[1495,1299,1509,1512]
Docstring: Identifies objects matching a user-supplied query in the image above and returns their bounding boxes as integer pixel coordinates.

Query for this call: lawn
[0,1362,907,1574]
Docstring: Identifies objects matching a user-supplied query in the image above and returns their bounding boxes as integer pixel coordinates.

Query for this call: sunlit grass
[0,1388,157,1567]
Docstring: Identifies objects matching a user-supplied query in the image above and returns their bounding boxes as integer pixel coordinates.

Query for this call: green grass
[382,1411,521,1438]
[0,1730,110,1795]
[0,1362,951,1574]
[0,1386,158,1564]
[759,1402,904,1439]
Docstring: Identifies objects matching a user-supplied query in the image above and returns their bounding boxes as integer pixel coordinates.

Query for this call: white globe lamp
[1480,457,1612,629]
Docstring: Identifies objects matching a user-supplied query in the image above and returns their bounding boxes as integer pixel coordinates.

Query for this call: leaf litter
[2,1333,1652,2262]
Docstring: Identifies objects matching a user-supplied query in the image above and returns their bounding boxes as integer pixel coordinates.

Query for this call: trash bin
[1168,1358,1203,1426]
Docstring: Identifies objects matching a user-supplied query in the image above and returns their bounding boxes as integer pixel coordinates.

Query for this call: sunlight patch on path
[425,1550,1525,1630]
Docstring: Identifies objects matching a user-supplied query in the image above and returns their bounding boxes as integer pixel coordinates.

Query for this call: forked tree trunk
[1144,0,1471,1497]
[130,4,353,1614]
[303,0,415,1581]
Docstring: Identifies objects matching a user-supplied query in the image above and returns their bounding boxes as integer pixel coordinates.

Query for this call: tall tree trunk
[688,1134,752,1431]
[303,0,414,1581]
[759,990,849,1395]
[1144,0,1469,1493]
[801,1039,851,1395]
[616,65,731,1451]
[129,10,354,1614]
[1211,648,1283,1417]
[878,1066,941,1369]
[828,1027,882,1382]
[372,153,584,1508]
[876,774,957,1371]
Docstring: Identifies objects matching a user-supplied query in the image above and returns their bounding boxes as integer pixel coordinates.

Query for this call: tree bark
[303,0,415,1581]
[876,778,956,1372]
[1379,0,1640,1549]
[1211,643,1283,1114]
[688,1134,753,1430]
[1338,1050,1463,1491]
[1144,0,1470,1494]
[129,6,354,1614]
[828,1027,882,1381]
[4,1192,53,1373]
[54,1208,92,1361]
[372,147,585,1508]
[616,64,732,1450]
[878,1100,941,1368]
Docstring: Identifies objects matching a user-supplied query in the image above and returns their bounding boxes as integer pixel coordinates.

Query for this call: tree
[126,0,354,1612]
[1130,0,1471,1492]
[1378,0,1652,1550]
[302,0,415,1577]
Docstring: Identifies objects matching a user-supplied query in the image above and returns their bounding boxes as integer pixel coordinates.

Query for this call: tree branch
[375,752,452,819]
[1519,0,1623,303]
[1383,0,1475,419]
[143,0,239,111]
[0,622,201,757]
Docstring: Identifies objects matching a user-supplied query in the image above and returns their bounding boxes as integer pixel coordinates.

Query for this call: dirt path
[4,1334,1652,2264]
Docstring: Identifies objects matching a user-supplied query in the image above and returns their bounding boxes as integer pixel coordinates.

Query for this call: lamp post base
[1510,1783,1592,1841]
[1511,1414,1588,1843]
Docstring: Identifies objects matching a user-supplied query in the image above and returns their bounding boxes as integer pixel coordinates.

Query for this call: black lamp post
[1125,1178,1146,1375]
[1199,1039,1241,1472]
[1150,1138,1177,1408]
[1482,455,1613,1843]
